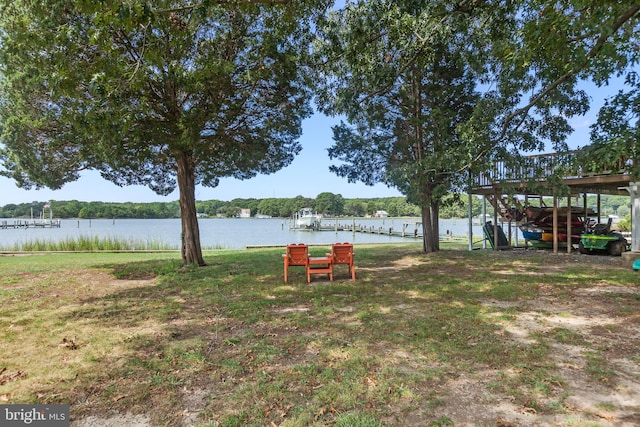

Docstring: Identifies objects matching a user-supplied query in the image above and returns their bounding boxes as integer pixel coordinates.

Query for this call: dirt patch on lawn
[443,251,640,427]
[8,250,637,427]
[476,284,640,426]
[82,304,638,422]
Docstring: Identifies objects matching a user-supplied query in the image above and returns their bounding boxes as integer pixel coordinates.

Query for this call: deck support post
[567,194,572,254]
[493,191,499,250]
[621,183,640,252]
[468,193,473,251]
[482,196,487,249]
[553,195,558,254]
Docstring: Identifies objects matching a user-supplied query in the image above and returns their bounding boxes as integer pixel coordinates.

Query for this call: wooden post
[482,196,487,249]
[493,191,499,250]
[553,195,558,254]
[468,193,473,251]
[631,184,640,252]
[621,183,640,252]
[567,194,572,254]
[583,193,588,233]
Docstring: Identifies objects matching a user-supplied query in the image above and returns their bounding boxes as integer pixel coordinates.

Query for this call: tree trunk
[421,204,430,253]
[420,191,440,253]
[431,198,440,252]
[177,152,205,266]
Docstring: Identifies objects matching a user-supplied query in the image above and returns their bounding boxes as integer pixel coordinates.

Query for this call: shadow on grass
[53,247,568,425]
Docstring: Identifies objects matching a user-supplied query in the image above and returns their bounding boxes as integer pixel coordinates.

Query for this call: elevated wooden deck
[471,151,634,197]
[469,151,640,254]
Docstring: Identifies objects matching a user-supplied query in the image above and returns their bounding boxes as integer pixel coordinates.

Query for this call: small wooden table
[308,256,333,282]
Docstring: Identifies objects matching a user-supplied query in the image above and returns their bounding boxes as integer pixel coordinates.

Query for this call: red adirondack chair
[283,243,309,283]
[328,243,355,280]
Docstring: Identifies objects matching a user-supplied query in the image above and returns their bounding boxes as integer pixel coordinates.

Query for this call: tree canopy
[314,1,514,251]
[0,0,331,265]
[1,1,638,258]
[314,0,639,252]
[582,71,640,176]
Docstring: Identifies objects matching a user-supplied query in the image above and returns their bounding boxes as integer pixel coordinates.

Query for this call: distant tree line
[0,193,630,221]
[0,193,468,219]
[0,200,182,219]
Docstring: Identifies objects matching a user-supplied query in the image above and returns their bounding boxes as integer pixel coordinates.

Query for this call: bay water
[0,217,486,250]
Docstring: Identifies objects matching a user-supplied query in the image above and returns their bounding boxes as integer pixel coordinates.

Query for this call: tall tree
[0,0,330,265]
[315,1,640,253]
[315,1,506,252]
[328,51,478,251]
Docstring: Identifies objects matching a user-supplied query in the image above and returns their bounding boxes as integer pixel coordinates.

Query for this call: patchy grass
[0,245,639,426]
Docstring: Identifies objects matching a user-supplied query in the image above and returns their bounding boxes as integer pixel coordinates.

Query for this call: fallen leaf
[595,412,614,421]
[0,370,26,385]
[59,337,79,350]
[497,417,517,427]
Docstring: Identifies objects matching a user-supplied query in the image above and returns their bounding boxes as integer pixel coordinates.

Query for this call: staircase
[483,194,523,222]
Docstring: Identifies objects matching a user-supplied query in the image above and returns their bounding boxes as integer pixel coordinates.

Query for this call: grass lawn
[0,244,639,426]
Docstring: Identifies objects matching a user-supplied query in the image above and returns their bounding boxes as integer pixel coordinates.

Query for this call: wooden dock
[337,223,423,238]
[1,219,62,229]
[294,220,468,242]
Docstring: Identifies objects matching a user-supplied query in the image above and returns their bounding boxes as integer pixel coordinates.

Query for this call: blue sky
[0,79,621,205]
[0,112,403,205]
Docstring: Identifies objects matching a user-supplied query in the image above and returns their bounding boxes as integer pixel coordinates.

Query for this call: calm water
[0,217,486,250]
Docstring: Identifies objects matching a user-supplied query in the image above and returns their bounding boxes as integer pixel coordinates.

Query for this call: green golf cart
[579,218,629,257]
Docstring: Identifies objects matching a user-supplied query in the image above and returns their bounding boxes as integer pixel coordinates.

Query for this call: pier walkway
[295,221,469,243]
[1,219,62,229]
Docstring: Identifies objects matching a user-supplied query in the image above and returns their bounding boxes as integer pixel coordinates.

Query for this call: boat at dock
[292,208,322,230]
